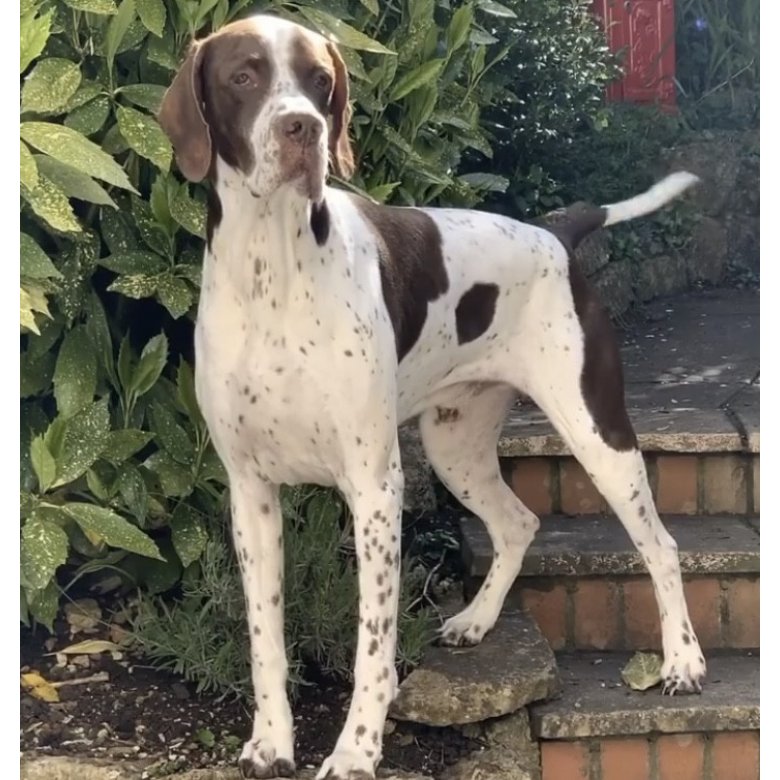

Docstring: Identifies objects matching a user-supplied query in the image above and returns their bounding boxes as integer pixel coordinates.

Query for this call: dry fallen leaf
[64,598,102,635]
[55,639,120,656]
[109,623,131,645]
[21,672,59,703]
[621,651,663,691]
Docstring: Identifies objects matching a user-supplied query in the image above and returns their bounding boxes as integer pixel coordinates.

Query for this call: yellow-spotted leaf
[21,121,136,192]
[35,156,117,209]
[62,0,118,13]
[21,233,62,280]
[21,141,38,190]
[21,58,81,114]
[20,7,53,73]
[116,105,172,171]
[137,0,166,37]
[21,514,69,590]
[60,502,163,560]
[65,96,111,137]
[298,7,395,54]
[22,175,82,234]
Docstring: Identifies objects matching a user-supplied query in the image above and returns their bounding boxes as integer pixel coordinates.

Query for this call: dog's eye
[313,71,332,91]
[232,72,251,87]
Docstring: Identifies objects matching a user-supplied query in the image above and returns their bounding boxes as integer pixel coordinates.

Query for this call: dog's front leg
[317,453,404,780]
[229,475,295,779]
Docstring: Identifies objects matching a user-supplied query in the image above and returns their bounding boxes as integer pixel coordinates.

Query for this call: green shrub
[675,0,759,127]
[131,487,435,696]
[19,0,519,683]
[465,0,621,217]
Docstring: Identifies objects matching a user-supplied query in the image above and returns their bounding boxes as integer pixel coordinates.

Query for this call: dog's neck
[205,163,343,308]
[209,162,332,256]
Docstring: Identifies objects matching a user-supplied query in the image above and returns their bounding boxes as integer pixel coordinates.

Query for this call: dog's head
[158,15,354,203]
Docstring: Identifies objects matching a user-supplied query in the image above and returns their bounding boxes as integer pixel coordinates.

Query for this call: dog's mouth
[283,146,327,202]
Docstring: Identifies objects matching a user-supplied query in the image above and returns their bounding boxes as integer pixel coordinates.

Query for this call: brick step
[462,515,759,651]
[531,652,759,780]
[501,450,759,516]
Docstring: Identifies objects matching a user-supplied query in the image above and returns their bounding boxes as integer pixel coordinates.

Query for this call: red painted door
[592,0,677,108]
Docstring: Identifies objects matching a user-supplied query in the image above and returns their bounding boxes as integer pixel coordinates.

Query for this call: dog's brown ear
[158,41,212,182]
[326,41,355,180]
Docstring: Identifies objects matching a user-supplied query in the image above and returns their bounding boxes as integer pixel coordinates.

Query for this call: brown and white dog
[159,14,705,780]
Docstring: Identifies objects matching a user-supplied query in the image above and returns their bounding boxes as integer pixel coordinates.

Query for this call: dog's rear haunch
[158,13,704,780]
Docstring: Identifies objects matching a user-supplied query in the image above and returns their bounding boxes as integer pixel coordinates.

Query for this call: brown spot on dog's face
[351,196,448,362]
[199,26,274,176]
[455,283,499,344]
[288,30,354,179]
[158,21,273,182]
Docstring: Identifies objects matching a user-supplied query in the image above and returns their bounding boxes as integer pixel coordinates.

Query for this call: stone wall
[583,129,758,316]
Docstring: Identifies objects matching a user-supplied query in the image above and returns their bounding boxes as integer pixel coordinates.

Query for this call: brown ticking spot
[434,406,461,425]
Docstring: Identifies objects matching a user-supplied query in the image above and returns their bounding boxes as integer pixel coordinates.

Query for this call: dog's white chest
[193,212,390,486]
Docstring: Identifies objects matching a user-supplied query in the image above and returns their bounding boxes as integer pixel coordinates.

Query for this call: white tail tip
[603,171,700,227]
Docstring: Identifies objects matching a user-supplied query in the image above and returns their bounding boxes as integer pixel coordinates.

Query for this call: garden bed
[20,621,479,779]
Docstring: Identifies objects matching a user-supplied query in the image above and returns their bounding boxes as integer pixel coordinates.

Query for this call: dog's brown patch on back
[352,196,448,362]
[455,283,499,344]
[541,209,637,452]
[200,26,274,175]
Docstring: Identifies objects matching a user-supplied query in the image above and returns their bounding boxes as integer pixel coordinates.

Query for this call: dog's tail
[602,171,699,227]
[541,171,699,253]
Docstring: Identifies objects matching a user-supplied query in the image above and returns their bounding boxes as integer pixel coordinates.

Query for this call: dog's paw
[238,739,295,779]
[438,613,488,647]
[661,650,706,695]
[316,748,376,780]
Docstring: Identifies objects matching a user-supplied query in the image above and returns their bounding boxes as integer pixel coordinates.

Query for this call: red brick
[712,731,759,780]
[522,584,568,650]
[574,580,619,650]
[601,737,650,780]
[701,455,748,514]
[725,578,760,648]
[509,458,554,516]
[684,578,723,648]
[657,733,705,780]
[655,455,698,514]
[560,459,606,514]
[623,579,662,649]
[541,741,589,780]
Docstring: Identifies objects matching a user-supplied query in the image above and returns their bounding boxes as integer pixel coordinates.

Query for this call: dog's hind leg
[419,382,540,646]
[521,265,706,693]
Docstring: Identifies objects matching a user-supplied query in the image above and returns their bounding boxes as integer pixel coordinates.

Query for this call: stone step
[501,450,759,516]
[462,515,759,652]
[530,652,759,780]
[19,757,434,780]
[389,610,559,727]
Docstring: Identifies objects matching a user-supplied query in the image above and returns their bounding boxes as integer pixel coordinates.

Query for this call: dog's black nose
[275,112,322,146]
